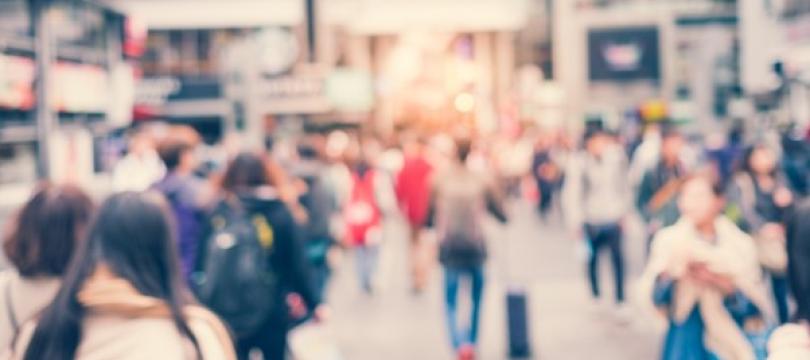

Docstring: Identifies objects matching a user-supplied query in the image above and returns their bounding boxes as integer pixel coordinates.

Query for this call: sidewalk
[326,200,660,360]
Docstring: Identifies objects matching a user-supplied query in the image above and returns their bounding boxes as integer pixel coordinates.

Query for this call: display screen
[588,26,661,82]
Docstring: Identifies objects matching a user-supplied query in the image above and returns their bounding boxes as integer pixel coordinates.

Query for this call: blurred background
[1,1,810,359]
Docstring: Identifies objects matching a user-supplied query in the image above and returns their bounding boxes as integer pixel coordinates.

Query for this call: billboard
[588,26,661,82]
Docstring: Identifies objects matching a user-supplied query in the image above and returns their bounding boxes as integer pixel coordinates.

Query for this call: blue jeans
[355,245,379,293]
[444,266,485,350]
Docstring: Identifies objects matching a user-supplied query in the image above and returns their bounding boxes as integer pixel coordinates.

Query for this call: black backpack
[193,200,277,338]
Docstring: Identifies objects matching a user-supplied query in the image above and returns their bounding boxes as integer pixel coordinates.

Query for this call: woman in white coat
[638,174,774,360]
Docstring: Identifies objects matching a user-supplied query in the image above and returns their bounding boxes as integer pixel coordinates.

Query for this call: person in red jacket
[396,136,434,293]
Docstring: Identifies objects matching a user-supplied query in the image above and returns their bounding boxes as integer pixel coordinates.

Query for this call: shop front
[0,0,131,197]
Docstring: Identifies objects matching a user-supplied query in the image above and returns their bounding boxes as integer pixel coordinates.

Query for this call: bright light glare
[454,92,475,113]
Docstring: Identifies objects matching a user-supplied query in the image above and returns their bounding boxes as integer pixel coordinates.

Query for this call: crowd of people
[557,119,810,360]
[0,115,809,360]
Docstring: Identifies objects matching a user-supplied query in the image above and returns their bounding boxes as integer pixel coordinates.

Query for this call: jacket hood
[77,265,173,317]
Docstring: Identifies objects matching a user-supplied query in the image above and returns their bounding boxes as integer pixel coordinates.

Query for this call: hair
[221,152,274,193]
[4,184,94,278]
[788,201,810,322]
[738,144,777,177]
[157,138,193,172]
[22,192,199,359]
[455,138,472,163]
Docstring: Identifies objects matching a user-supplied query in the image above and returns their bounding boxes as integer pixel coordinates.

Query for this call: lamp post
[30,0,55,180]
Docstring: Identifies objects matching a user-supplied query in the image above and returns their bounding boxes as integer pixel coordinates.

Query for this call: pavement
[325,200,661,360]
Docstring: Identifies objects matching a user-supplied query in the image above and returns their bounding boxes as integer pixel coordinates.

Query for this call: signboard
[326,69,374,112]
[257,74,331,114]
[588,26,661,82]
[0,55,35,110]
[52,63,109,113]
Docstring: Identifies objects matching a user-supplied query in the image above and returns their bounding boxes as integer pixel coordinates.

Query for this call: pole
[32,0,55,180]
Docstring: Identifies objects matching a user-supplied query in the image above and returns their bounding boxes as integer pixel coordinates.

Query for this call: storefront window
[142,28,254,77]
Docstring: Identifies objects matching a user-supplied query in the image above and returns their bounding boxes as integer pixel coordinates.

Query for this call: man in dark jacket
[637,124,687,248]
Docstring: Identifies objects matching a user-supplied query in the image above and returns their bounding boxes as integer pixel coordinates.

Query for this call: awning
[325,0,530,34]
[102,0,304,30]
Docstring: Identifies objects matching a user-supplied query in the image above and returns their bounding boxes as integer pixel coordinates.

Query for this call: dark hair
[455,139,472,163]
[788,200,810,322]
[738,144,777,177]
[221,152,273,193]
[4,184,93,277]
[157,139,193,171]
[22,192,199,359]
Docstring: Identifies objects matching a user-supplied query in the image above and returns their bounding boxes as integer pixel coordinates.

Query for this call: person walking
[196,152,325,360]
[726,144,794,324]
[562,128,631,313]
[637,124,688,249]
[639,174,774,360]
[431,138,507,360]
[768,198,810,358]
[342,138,396,295]
[0,185,94,348]
[153,132,213,285]
[395,136,434,293]
[112,129,165,192]
[291,141,339,299]
[5,192,235,360]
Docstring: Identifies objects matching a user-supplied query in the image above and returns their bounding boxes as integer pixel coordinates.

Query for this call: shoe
[457,344,475,360]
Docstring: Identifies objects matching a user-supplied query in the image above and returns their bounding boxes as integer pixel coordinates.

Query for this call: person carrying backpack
[194,152,324,360]
[153,131,213,284]
[430,138,507,360]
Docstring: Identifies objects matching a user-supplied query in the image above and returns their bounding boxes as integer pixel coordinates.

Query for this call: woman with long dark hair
[0,184,93,348]
[6,192,234,359]
[727,144,794,324]
[199,152,323,360]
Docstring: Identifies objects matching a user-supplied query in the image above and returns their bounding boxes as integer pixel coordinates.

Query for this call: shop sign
[52,63,109,113]
[0,54,35,110]
[257,74,331,114]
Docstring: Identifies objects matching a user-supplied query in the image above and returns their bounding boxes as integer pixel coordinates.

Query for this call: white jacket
[0,271,60,349]
[562,145,631,230]
[638,217,775,360]
[4,266,235,360]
